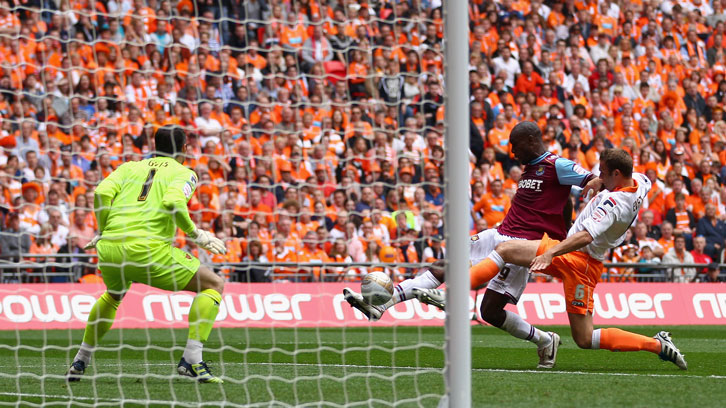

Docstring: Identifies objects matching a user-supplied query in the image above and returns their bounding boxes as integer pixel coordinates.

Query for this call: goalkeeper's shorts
[96,238,200,294]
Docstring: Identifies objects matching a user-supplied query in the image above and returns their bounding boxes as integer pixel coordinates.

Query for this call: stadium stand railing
[0,254,720,284]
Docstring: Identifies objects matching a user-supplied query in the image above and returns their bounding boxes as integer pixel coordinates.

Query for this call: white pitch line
[0,392,218,407]
[0,392,121,403]
[0,362,724,380]
[471,367,726,380]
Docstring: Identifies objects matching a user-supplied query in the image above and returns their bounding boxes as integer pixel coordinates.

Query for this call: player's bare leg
[344,260,445,321]
[570,313,687,370]
[568,313,595,349]
[178,266,226,383]
[469,239,541,288]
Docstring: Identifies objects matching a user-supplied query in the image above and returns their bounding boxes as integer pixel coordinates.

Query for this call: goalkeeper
[67,126,227,384]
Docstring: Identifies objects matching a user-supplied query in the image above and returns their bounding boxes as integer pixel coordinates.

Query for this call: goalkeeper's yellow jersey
[95,156,198,242]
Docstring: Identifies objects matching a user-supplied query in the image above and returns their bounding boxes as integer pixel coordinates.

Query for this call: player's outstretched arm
[530,230,593,272]
[161,177,226,255]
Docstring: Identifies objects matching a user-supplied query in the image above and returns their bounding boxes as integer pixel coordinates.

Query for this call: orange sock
[598,328,661,353]
[470,258,501,289]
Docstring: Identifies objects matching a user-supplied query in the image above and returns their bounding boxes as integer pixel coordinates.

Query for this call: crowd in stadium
[0,0,724,283]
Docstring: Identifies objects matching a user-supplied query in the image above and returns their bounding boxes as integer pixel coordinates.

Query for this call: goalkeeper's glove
[192,228,227,255]
[84,235,102,250]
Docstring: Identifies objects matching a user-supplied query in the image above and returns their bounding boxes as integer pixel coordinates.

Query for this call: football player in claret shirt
[345,121,599,368]
[66,126,227,383]
[456,149,687,370]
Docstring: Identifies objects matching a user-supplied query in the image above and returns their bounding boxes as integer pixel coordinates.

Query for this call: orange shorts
[537,233,602,315]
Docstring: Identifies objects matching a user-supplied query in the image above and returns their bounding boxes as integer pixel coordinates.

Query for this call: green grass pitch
[1,325,725,407]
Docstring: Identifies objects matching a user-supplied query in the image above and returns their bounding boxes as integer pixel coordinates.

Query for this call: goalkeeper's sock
[74,342,94,365]
[501,311,551,348]
[187,288,222,343]
[183,339,204,364]
[593,328,661,353]
[470,252,504,289]
[382,269,441,310]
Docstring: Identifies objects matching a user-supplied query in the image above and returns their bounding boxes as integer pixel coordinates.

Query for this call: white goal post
[443,0,472,407]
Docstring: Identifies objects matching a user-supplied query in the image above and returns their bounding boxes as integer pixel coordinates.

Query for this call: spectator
[240,240,270,283]
[328,238,354,281]
[68,209,95,249]
[641,210,661,240]
[638,246,664,282]
[491,46,520,89]
[344,221,365,263]
[395,228,420,279]
[13,122,40,163]
[700,263,724,283]
[315,225,333,254]
[270,233,298,282]
[662,235,697,283]
[684,81,707,118]
[0,212,31,263]
[18,182,42,235]
[195,102,223,144]
[632,221,664,258]
[665,193,697,249]
[696,203,726,260]
[615,245,639,282]
[657,221,675,255]
[46,208,69,249]
[301,25,333,70]
[422,233,445,263]
[691,235,714,275]
[514,61,544,96]
[354,186,376,213]
[471,179,510,228]
[297,231,330,282]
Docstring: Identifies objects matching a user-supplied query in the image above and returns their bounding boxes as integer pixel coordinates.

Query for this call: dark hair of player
[601,148,633,178]
[155,126,187,157]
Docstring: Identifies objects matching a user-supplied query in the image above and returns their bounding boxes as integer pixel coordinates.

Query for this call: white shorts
[470,228,530,304]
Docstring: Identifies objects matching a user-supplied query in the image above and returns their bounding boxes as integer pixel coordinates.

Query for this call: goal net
[0,0,458,406]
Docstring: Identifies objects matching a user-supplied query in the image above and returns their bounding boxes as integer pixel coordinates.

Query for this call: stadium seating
[0,0,724,284]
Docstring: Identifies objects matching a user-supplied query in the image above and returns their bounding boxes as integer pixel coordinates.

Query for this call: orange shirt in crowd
[472,192,511,227]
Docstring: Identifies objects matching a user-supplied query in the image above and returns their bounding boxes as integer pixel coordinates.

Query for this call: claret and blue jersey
[498,152,594,241]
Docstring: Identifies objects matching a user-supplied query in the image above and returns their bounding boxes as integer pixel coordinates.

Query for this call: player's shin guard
[188,289,222,343]
[76,292,121,364]
[470,252,504,289]
[592,328,661,353]
[382,270,442,310]
[501,310,551,348]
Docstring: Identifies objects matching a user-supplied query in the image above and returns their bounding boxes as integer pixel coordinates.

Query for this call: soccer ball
[361,272,394,306]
